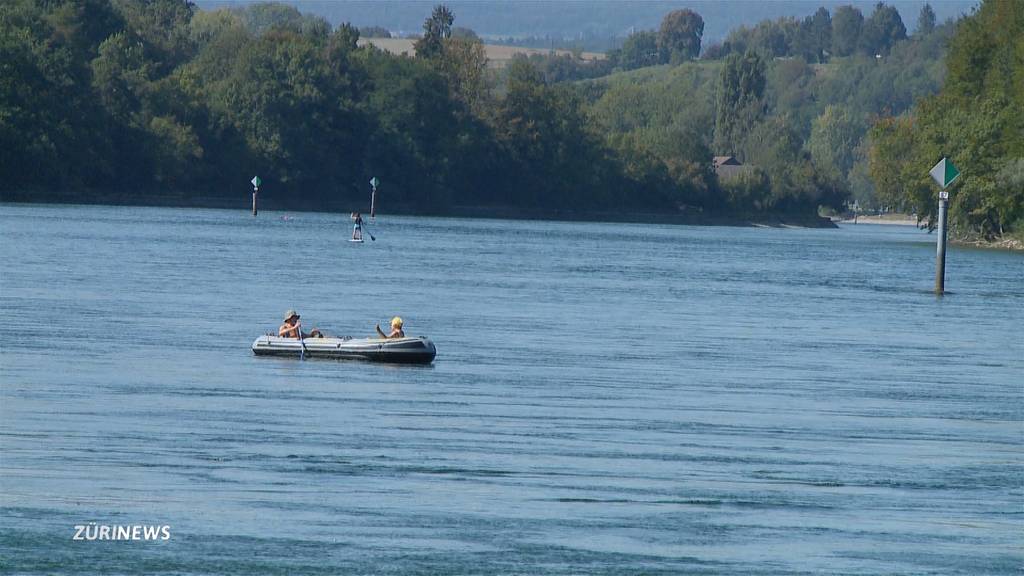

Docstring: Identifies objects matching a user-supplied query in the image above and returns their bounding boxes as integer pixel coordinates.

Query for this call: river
[1,204,1021,574]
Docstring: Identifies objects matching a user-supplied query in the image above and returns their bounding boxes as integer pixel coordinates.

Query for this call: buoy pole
[252,188,258,216]
[935,192,948,295]
[369,176,380,220]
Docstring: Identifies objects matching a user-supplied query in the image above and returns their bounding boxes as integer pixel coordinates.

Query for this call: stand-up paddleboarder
[351,212,364,241]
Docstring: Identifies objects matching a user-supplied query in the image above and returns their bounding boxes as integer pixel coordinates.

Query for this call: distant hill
[356,38,605,67]
[198,0,977,46]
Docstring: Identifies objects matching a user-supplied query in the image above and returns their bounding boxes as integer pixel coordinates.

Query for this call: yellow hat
[390,316,403,328]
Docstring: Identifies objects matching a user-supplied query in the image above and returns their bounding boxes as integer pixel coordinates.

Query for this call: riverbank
[0,190,837,229]
[954,236,1024,251]
[837,213,920,226]
[834,213,1024,251]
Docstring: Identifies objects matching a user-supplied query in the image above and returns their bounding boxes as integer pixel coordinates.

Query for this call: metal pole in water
[928,157,959,295]
[250,176,262,217]
[935,193,948,295]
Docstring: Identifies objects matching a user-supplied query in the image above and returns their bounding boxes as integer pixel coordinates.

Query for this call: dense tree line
[868,0,1023,241]
[704,2,917,62]
[0,0,681,213]
[6,0,987,223]
[608,9,703,71]
[583,8,952,215]
[0,0,843,217]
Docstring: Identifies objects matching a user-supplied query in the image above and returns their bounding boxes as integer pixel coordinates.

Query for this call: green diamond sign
[251,175,262,188]
[370,176,380,189]
[929,158,960,189]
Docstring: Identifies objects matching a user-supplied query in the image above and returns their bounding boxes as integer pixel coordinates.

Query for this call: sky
[197,0,980,42]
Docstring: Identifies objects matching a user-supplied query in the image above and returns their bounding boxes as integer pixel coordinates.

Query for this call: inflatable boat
[252,335,436,364]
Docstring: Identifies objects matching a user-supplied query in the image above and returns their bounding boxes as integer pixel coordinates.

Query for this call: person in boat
[351,212,363,240]
[279,310,324,339]
[376,316,405,339]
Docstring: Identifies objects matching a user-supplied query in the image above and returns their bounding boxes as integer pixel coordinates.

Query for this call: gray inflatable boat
[252,335,436,364]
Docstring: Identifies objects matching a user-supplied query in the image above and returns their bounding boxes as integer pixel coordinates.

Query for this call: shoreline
[836,214,1024,251]
[837,214,920,226]
[0,191,838,229]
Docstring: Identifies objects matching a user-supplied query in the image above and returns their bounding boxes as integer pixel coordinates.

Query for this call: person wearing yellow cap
[375,316,405,339]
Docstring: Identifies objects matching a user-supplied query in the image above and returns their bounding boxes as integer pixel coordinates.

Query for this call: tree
[438,36,489,116]
[808,105,863,182]
[868,116,927,214]
[113,0,196,74]
[209,29,369,196]
[496,58,631,209]
[917,3,936,36]
[0,0,111,189]
[847,140,877,209]
[359,25,390,38]
[414,4,453,60]
[451,26,477,40]
[860,2,907,56]
[868,0,1024,238]
[800,7,832,63]
[714,51,766,157]
[831,5,863,57]
[657,9,703,64]
[616,30,659,70]
[91,32,148,120]
[0,0,968,221]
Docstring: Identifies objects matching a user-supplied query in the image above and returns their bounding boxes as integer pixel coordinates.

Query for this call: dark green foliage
[0,0,965,222]
[0,0,116,188]
[358,25,390,38]
[714,51,767,157]
[869,0,1023,239]
[860,2,907,56]
[614,30,659,70]
[713,3,907,62]
[450,26,477,40]
[808,105,862,180]
[586,8,954,216]
[520,51,615,84]
[113,0,196,73]
[722,18,800,60]
[230,2,327,37]
[796,7,832,63]
[831,5,863,57]
[657,9,703,63]
[414,4,453,60]
[0,0,690,215]
[917,3,936,36]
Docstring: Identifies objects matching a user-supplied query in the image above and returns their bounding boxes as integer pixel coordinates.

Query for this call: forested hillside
[868,0,1023,241]
[0,1,668,213]
[582,3,951,214]
[0,0,849,217]
[3,0,1016,236]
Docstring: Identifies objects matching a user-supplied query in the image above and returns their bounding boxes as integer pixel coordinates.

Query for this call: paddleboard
[349,238,364,243]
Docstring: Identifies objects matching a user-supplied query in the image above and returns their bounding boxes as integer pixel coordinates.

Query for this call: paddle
[362,224,376,242]
[296,322,307,360]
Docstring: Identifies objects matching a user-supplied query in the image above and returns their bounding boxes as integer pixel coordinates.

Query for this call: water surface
[1,204,1021,574]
